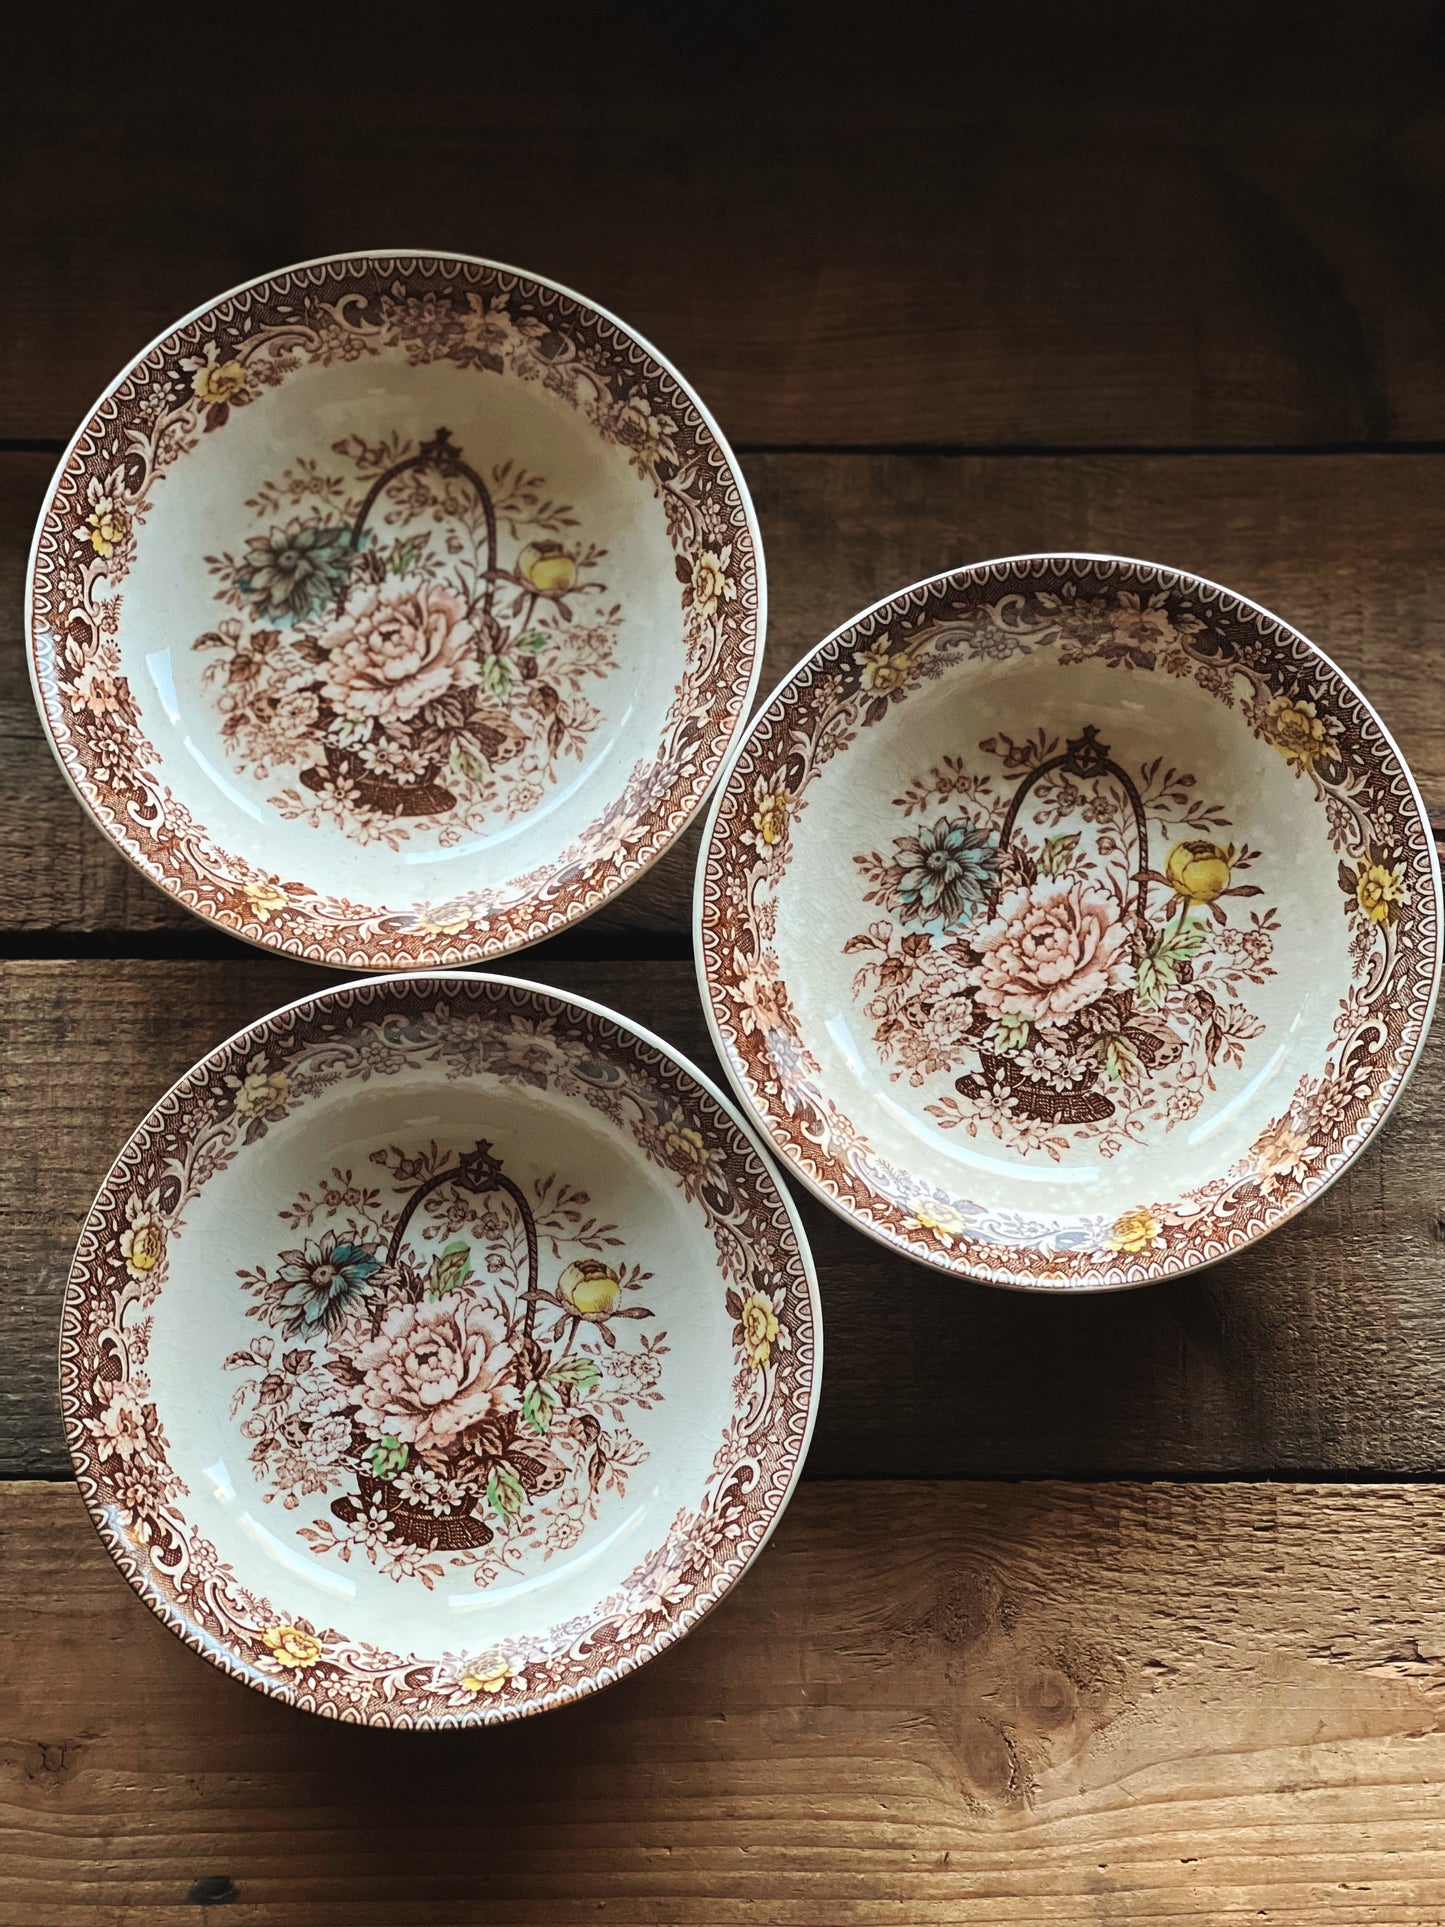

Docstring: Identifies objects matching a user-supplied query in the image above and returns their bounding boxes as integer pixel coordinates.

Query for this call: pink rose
[966,882,1132,1028]
[353,1298,515,1456]
[319,576,479,723]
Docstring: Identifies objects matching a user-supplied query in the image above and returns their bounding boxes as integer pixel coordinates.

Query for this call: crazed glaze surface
[697,556,1442,1289]
[29,253,762,966]
[62,976,819,1725]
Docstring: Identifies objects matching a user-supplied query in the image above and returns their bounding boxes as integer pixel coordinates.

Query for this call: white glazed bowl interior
[62,976,818,1725]
[29,254,762,966]
[697,555,1441,1288]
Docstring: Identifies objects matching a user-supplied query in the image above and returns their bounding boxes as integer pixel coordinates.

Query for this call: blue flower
[236,523,354,623]
[277,1231,382,1334]
[893,816,998,927]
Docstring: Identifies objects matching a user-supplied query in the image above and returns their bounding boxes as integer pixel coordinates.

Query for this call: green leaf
[450,740,492,785]
[387,535,426,575]
[984,1013,1032,1053]
[515,629,549,652]
[546,1356,601,1392]
[427,1239,472,1299]
[521,1383,557,1435]
[1169,920,1208,958]
[329,714,373,750]
[1136,918,1208,1007]
[485,1463,526,1518]
[1037,831,1081,878]
[1134,955,1170,1008]
[1101,1033,1144,1084]
[369,1435,408,1481]
[481,654,514,696]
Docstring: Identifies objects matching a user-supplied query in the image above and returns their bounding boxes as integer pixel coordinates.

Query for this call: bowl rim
[27,248,768,970]
[59,969,822,1727]
[694,550,1444,1291]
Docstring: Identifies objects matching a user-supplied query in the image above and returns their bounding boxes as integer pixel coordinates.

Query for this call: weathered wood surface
[5,959,1443,1483]
[3,1479,1444,1925]
[6,8,1445,447]
[5,449,1444,937]
[7,19,1445,1916]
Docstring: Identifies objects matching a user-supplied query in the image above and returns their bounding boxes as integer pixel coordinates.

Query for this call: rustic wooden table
[5,11,1445,1922]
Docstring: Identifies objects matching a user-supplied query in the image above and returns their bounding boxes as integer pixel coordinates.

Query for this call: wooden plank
[5,959,1445,1482]
[3,1479,1445,1923]
[5,10,1445,446]
[5,449,1445,935]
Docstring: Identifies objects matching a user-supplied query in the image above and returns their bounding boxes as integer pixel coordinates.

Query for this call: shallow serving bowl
[62,975,819,1725]
[696,554,1442,1289]
[29,252,763,967]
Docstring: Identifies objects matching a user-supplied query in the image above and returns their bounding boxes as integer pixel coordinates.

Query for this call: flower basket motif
[228,1135,668,1584]
[960,726,1158,1127]
[848,716,1275,1156]
[198,426,617,839]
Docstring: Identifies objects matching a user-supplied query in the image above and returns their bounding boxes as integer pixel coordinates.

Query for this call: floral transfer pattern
[61,979,817,1724]
[198,429,622,846]
[227,1138,668,1588]
[848,724,1277,1161]
[30,255,760,964]
[698,558,1441,1286]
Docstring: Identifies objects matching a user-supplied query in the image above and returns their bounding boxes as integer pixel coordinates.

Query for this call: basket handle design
[384,1139,539,1342]
[989,725,1150,923]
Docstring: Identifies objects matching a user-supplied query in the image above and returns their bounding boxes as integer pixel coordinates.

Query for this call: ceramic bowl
[29,252,763,967]
[61,975,819,1725]
[696,554,1442,1289]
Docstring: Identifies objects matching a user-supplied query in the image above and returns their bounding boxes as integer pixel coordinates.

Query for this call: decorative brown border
[28,253,764,968]
[696,555,1443,1290]
[61,975,820,1726]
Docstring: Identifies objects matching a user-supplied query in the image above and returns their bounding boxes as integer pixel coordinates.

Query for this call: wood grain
[7,20,1445,1917]
[5,958,1444,1483]
[5,5,1445,447]
[3,1479,1445,1924]
[5,449,1445,936]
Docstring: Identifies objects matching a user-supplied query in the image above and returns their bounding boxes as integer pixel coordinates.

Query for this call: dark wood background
[4,7,1445,1920]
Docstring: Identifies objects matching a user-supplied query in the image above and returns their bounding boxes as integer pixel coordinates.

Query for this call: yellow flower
[906,1198,966,1246]
[461,1661,513,1694]
[412,903,470,936]
[262,1625,322,1670]
[119,1213,166,1278]
[235,1070,290,1120]
[192,356,246,407]
[82,497,130,558]
[518,540,578,598]
[243,882,290,921]
[1355,856,1405,926]
[661,1119,707,1170]
[859,641,909,695]
[558,1259,621,1318]
[738,1291,780,1370]
[691,551,733,617]
[1165,839,1232,904]
[1107,1207,1162,1254]
[1266,695,1338,773]
[750,789,791,848]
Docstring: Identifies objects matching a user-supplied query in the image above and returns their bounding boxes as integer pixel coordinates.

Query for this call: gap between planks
[6,448,1445,935]
[3,959,1445,1484]
[2,1480,1444,1925]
